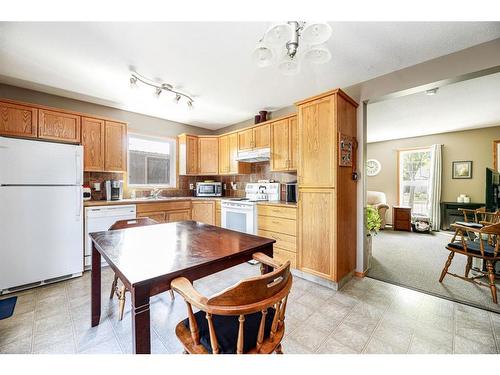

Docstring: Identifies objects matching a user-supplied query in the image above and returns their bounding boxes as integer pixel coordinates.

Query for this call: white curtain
[429,144,442,231]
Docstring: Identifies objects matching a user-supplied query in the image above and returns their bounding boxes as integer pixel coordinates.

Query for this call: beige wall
[367,126,500,224]
[0,83,212,137]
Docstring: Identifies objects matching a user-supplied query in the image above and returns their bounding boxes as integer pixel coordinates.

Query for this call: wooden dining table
[89,220,275,354]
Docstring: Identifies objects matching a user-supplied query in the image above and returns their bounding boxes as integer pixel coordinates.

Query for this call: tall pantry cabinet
[296,89,358,284]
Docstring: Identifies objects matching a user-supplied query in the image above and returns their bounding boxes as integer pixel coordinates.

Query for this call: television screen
[486,168,500,211]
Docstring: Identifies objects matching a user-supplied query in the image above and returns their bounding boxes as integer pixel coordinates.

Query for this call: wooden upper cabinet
[271,118,290,171]
[237,123,270,152]
[297,96,335,187]
[289,116,298,170]
[270,115,297,172]
[218,135,230,174]
[81,117,105,171]
[104,121,127,172]
[253,123,270,149]
[198,137,219,175]
[237,128,254,151]
[191,201,215,225]
[178,134,199,175]
[38,109,81,143]
[0,101,38,138]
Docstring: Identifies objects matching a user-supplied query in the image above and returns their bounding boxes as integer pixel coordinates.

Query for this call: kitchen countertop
[84,197,297,207]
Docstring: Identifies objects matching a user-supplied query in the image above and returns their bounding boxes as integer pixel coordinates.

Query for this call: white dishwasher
[84,205,137,268]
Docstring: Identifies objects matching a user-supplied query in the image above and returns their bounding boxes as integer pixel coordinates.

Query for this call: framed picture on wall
[452,161,473,179]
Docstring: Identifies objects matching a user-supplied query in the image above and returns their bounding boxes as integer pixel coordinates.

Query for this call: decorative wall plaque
[338,133,354,167]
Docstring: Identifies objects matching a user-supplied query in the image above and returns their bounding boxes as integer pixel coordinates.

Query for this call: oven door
[221,203,256,234]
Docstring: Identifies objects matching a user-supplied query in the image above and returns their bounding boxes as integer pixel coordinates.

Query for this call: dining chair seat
[181,307,276,354]
[447,241,497,257]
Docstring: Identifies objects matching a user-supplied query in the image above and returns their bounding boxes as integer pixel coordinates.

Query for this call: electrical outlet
[223,184,227,190]
[189,183,194,190]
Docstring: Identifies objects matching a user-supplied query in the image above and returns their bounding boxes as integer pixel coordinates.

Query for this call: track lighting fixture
[129,71,195,108]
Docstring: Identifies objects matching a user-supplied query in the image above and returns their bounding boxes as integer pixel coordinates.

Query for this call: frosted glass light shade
[301,22,332,45]
[304,44,331,64]
[252,43,273,67]
[264,23,293,46]
[278,57,300,75]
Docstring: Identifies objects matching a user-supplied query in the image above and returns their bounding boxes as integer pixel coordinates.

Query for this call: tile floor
[1,263,500,354]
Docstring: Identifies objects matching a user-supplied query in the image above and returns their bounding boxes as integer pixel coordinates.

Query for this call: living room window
[398,147,432,216]
[128,134,177,188]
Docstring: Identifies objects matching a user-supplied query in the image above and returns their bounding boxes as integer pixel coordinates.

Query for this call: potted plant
[365,205,382,270]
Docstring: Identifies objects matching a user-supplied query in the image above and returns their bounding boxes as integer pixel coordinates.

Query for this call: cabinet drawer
[137,201,191,213]
[258,204,297,220]
[166,209,191,223]
[258,229,296,252]
[394,210,411,221]
[273,248,296,269]
[258,215,296,236]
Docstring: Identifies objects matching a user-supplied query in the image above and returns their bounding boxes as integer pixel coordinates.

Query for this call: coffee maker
[104,180,123,201]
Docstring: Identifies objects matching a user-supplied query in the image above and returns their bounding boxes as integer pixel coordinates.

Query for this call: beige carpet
[367,229,500,313]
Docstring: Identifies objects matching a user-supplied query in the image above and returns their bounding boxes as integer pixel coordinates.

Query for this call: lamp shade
[301,22,332,45]
[278,57,300,75]
[252,43,273,67]
[304,44,332,64]
[263,22,293,46]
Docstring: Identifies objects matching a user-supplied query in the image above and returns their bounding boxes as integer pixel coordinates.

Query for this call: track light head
[174,94,181,103]
[155,87,162,97]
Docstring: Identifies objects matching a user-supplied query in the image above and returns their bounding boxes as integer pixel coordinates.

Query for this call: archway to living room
[364,67,500,313]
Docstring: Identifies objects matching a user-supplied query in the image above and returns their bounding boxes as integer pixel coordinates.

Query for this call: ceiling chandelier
[129,70,194,108]
[252,21,332,75]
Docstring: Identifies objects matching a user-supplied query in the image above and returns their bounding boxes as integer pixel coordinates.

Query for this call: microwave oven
[195,182,222,197]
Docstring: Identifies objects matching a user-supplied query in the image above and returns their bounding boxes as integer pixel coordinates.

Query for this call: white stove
[221,182,280,235]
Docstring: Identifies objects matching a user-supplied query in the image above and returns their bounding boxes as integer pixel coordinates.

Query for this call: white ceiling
[1,22,500,130]
[367,72,500,143]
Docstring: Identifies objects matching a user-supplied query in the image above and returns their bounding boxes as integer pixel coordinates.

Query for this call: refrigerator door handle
[75,151,82,185]
[76,186,82,219]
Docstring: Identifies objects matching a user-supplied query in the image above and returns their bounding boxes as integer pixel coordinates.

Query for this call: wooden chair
[108,217,175,320]
[440,221,500,303]
[171,252,292,354]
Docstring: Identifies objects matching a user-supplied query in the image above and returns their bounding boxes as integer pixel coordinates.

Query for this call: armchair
[367,191,389,229]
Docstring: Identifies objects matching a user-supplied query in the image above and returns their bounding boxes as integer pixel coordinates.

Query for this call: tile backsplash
[84,162,296,200]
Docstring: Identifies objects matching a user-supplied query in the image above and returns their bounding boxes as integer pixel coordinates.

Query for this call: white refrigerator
[0,136,84,293]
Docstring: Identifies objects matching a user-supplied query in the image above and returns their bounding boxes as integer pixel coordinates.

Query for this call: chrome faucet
[150,188,162,199]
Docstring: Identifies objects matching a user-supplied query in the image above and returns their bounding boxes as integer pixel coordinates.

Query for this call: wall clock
[366,159,381,176]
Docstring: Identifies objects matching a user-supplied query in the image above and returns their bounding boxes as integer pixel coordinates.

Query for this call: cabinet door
[104,121,127,172]
[0,101,38,138]
[137,211,166,223]
[237,128,254,151]
[186,135,199,175]
[253,123,270,149]
[38,109,81,143]
[216,209,221,227]
[270,119,290,171]
[191,201,215,225]
[288,116,298,171]
[198,137,219,175]
[298,96,335,187]
[166,209,191,223]
[298,189,335,280]
[218,135,230,174]
[81,117,105,171]
[228,132,241,174]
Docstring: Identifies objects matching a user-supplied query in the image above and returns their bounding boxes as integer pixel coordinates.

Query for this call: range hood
[236,148,270,163]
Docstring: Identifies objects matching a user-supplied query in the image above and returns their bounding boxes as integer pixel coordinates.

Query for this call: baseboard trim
[354,271,366,278]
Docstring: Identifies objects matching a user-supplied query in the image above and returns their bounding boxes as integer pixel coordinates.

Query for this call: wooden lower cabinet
[215,201,221,227]
[191,201,215,225]
[137,211,166,223]
[166,209,191,223]
[298,189,335,280]
[258,204,297,269]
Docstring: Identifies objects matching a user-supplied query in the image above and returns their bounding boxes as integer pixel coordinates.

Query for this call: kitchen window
[128,134,177,188]
[398,147,432,216]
